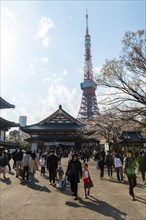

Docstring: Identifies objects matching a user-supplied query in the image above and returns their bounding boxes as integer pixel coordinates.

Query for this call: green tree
[9,130,21,142]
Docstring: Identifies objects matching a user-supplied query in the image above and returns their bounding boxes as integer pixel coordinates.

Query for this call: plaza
[1,158,146,220]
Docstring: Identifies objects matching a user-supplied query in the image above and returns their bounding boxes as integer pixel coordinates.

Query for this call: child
[39,155,46,175]
[99,156,105,180]
[57,165,64,181]
[82,163,92,199]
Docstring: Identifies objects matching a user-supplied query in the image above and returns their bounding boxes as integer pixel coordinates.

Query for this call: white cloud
[36,85,79,121]
[63,69,68,76]
[29,63,34,69]
[3,8,17,20]
[39,56,49,63]
[41,69,68,85]
[36,17,55,48]
[37,17,55,38]
[42,37,50,47]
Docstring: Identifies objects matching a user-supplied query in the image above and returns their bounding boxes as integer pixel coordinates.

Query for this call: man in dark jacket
[105,151,114,179]
[137,151,146,185]
[66,153,82,200]
[47,150,58,186]
[0,151,8,179]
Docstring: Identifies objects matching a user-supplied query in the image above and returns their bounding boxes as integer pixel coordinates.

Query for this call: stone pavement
[0,158,146,220]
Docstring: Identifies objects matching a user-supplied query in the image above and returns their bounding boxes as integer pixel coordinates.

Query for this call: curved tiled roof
[0,97,15,109]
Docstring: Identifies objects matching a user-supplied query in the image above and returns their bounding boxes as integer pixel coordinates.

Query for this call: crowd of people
[0,147,146,201]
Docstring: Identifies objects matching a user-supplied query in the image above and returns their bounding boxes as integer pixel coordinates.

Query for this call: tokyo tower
[77,11,99,120]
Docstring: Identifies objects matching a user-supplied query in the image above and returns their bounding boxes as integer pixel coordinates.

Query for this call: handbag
[83,177,90,184]
[66,169,74,182]
[90,180,94,187]
[87,169,94,187]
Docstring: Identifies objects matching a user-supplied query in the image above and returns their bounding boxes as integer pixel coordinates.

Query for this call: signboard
[104,143,109,151]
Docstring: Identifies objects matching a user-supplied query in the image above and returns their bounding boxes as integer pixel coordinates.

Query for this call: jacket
[47,154,58,170]
[124,157,136,175]
[66,159,82,183]
[29,159,38,173]
[22,154,30,167]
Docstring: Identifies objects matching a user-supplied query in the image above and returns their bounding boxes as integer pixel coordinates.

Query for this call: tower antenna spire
[77,11,99,121]
[86,9,89,35]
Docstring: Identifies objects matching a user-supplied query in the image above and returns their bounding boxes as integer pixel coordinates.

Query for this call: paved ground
[0,158,146,220]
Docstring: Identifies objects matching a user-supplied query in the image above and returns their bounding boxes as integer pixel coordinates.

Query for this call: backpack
[57,177,66,191]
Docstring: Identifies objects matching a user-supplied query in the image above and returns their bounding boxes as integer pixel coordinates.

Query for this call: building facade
[21,105,87,152]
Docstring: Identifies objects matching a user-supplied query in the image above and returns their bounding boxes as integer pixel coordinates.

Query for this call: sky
[1,0,145,125]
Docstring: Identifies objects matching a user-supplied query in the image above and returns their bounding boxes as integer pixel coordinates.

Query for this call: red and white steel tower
[77,11,99,120]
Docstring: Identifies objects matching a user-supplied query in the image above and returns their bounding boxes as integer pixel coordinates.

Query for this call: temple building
[0,97,19,147]
[118,131,146,152]
[21,105,99,152]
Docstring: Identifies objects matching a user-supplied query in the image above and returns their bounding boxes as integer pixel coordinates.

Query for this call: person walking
[82,163,92,198]
[105,151,113,179]
[22,151,30,181]
[94,149,100,170]
[99,156,105,180]
[0,151,8,179]
[39,154,46,176]
[66,153,82,200]
[47,150,58,186]
[7,150,12,172]
[137,151,146,185]
[12,149,18,169]
[28,153,38,183]
[57,165,64,181]
[15,148,23,178]
[114,153,124,183]
[124,150,137,201]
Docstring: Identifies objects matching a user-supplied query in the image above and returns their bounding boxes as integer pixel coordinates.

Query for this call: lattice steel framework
[77,11,99,120]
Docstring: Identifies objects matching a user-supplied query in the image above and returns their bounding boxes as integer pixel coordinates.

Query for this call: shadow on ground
[66,195,127,220]
[26,182,51,192]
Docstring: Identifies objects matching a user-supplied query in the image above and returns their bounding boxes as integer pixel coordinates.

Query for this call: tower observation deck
[77,11,99,120]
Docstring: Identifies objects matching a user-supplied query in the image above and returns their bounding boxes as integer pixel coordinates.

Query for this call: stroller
[56,177,66,191]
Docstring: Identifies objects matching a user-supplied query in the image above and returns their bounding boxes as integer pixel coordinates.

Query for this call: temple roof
[0,117,19,130]
[0,97,15,109]
[119,131,146,143]
[21,123,84,132]
[21,105,85,133]
[39,105,83,125]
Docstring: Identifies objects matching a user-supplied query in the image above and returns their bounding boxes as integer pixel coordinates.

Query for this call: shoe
[74,196,78,200]
[132,198,136,201]
[49,182,52,185]
[85,196,88,199]
[16,175,18,178]
[53,183,56,187]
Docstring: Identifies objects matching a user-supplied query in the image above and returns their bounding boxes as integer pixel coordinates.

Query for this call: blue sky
[1,0,145,125]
